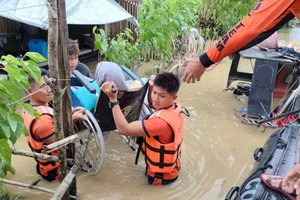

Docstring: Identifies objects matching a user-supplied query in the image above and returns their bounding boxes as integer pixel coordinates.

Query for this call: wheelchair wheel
[74,108,105,175]
[121,103,153,151]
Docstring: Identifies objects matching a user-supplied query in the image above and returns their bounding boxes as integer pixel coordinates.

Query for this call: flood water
[4,27,299,199]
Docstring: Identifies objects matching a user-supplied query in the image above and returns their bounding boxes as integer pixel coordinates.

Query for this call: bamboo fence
[107,0,141,40]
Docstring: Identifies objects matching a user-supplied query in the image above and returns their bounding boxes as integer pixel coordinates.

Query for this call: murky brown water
[4,27,299,200]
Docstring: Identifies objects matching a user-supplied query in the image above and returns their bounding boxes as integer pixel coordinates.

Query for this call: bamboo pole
[50,163,81,200]
[0,178,77,199]
[44,129,89,154]
[1,178,53,194]
[11,148,59,162]
[45,134,78,153]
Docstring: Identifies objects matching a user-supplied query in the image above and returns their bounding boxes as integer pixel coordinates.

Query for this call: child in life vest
[101,72,187,186]
[22,69,86,182]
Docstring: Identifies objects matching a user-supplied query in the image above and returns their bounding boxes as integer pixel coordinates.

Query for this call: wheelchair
[69,66,153,176]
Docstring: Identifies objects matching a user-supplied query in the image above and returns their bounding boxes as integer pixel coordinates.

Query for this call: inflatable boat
[225,125,300,200]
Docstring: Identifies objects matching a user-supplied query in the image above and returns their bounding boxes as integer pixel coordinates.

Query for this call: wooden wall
[0,17,20,34]
[106,0,141,40]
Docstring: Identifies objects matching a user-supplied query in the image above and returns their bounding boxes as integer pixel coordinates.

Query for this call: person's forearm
[111,105,130,135]
[202,0,294,67]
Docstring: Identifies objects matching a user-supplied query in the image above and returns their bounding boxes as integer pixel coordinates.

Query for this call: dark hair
[68,39,79,56]
[154,72,180,94]
[28,68,48,85]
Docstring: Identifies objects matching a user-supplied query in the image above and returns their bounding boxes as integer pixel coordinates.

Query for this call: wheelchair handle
[111,86,117,93]
[72,70,96,94]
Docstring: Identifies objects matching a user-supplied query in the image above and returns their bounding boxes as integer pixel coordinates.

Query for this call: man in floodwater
[21,69,86,182]
[101,72,187,186]
[181,0,300,83]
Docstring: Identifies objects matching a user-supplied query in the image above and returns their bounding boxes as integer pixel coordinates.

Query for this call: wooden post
[47,0,75,199]
[50,163,81,200]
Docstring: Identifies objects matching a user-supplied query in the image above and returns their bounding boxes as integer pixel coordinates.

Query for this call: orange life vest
[142,102,184,181]
[22,106,59,179]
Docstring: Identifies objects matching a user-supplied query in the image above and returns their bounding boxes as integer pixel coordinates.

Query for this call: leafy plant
[93,27,140,69]
[93,0,256,70]
[0,52,42,196]
[198,0,257,39]
[93,0,203,71]
[137,0,202,67]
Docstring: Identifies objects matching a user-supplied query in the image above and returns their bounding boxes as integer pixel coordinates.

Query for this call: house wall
[0,17,22,57]
[0,17,20,33]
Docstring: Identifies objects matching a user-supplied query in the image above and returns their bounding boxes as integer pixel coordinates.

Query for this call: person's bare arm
[101,82,146,136]
[181,58,206,83]
[43,134,56,145]
[147,75,155,109]
[182,0,294,83]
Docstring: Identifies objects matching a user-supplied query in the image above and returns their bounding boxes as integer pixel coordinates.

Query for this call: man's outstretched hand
[181,58,206,83]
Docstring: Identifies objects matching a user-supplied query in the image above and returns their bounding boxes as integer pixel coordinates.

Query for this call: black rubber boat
[225,125,300,200]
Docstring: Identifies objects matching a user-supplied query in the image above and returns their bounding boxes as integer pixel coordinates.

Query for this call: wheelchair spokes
[120,135,139,151]
[74,108,105,175]
[120,103,153,151]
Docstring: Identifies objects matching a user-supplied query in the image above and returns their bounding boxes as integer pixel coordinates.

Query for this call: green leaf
[22,60,41,83]
[124,29,134,41]
[94,34,101,42]
[0,101,7,110]
[0,139,15,177]
[94,40,102,51]
[100,29,106,38]
[23,52,47,63]
[92,26,98,34]
[0,193,11,200]
[22,103,41,119]
[1,55,23,67]
[7,113,18,132]
[17,69,31,90]
[0,88,10,103]
[0,129,7,140]
[0,114,11,139]
[1,78,22,101]
[1,62,22,78]
[7,113,24,144]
